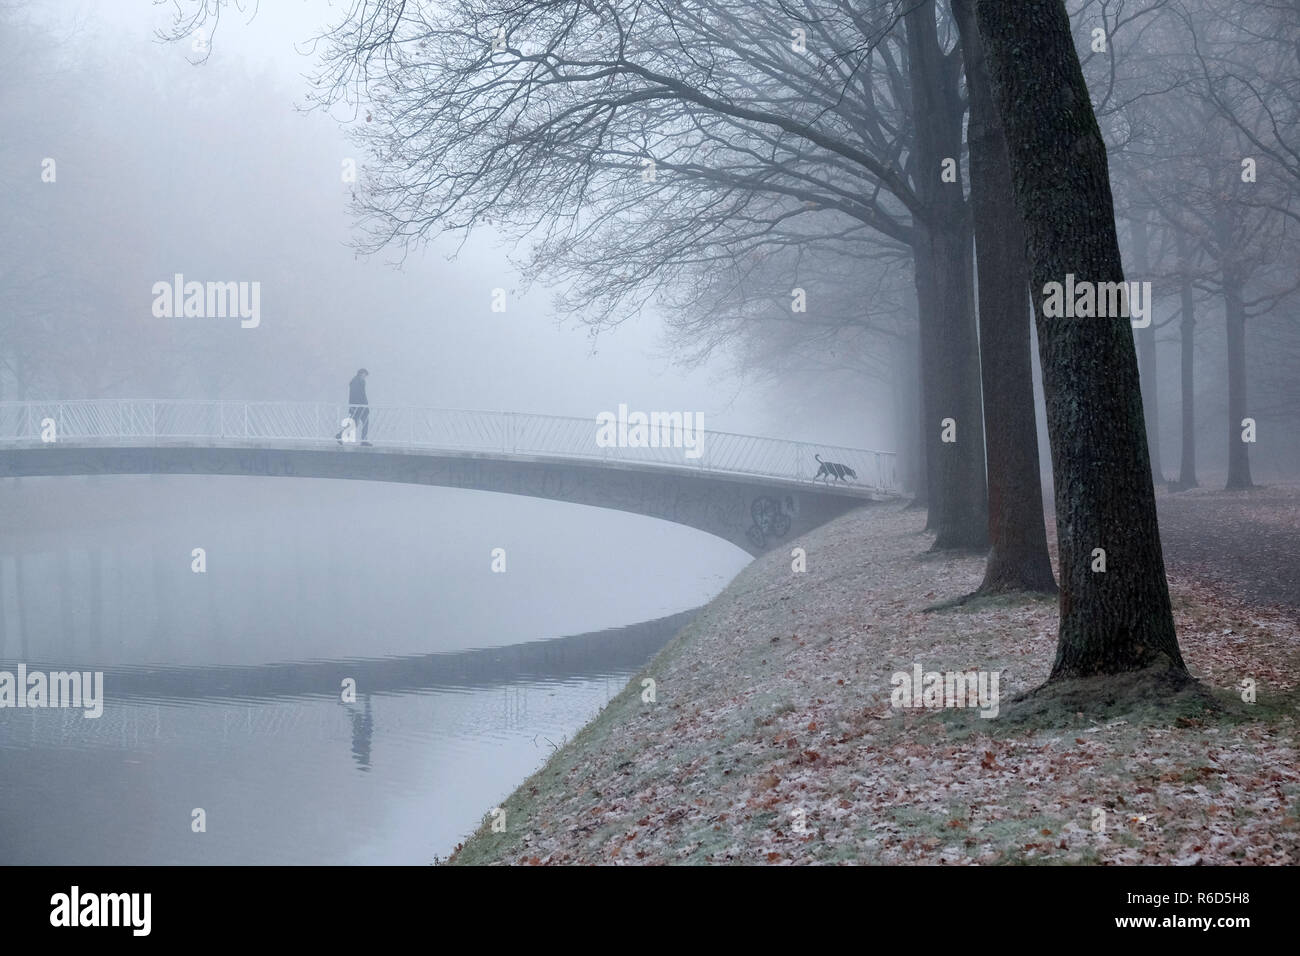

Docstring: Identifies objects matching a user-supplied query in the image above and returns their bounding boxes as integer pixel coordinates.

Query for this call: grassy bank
[447,501,1300,865]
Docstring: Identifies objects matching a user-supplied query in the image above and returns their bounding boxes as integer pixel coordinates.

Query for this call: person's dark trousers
[336,406,370,441]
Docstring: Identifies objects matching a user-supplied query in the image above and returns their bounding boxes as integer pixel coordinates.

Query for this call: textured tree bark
[974,0,1187,679]
[907,0,989,550]
[1223,279,1253,489]
[954,0,1057,594]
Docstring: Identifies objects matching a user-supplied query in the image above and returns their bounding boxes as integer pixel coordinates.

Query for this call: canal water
[0,475,743,864]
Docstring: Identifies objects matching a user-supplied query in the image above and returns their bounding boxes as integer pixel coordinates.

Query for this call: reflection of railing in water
[0,400,898,492]
[503,685,528,731]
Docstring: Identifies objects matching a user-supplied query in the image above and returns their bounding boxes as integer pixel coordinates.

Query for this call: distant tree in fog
[1141,0,1300,489]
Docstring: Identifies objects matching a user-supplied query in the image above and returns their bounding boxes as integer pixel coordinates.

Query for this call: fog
[4,0,892,447]
[3,0,1298,873]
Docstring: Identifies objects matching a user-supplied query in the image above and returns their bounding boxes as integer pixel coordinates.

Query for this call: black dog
[814,453,857,482]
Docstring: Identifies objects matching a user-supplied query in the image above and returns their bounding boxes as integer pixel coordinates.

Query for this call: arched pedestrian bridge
[0,401,898,556]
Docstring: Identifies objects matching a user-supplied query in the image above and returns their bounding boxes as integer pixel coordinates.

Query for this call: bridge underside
[0,443,883,556]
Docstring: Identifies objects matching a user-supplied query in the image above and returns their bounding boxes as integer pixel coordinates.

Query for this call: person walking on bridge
[336,368,371,446]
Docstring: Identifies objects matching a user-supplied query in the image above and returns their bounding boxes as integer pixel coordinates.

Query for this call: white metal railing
[0,400,898,493]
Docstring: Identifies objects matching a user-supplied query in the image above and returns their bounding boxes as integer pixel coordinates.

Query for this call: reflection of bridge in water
[2,610,694,773]
[0,400,898,555]
[65,609,695,704]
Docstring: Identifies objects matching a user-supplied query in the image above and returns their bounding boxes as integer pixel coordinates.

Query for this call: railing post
[151,401,157,440]
[244,404,249,439]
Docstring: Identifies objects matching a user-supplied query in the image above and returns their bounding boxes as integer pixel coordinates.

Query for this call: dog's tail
[814,454,824,463]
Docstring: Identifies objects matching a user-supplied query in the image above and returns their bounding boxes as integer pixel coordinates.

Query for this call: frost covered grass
[448,498,1300,865]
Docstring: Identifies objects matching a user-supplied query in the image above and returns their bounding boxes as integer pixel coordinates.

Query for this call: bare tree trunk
[975,0,1186,680]
[1223,278,1253,489]
[907,0,988,550]
[1176,237,1198,489]
[894,330,925,501]
[1131,213,1164,482]
[914,246,941,524]
[954,0,1056,594]
[909,349,930,509]
[911,361,928,506]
